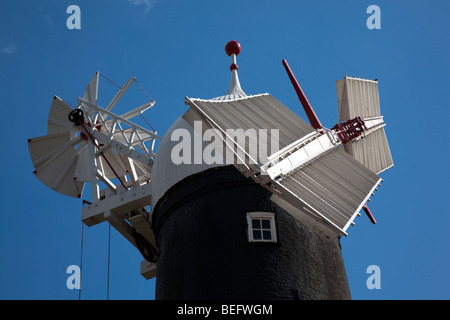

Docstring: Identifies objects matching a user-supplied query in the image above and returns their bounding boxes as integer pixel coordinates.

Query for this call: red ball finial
[225,40,241,56]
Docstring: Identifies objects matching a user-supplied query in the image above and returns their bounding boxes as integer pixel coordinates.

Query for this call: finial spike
[225,41,245,97]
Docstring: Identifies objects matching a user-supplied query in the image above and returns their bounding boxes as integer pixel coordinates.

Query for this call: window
[246,212,277,243]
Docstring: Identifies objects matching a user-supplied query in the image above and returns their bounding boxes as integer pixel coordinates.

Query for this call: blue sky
[0,0,449,300]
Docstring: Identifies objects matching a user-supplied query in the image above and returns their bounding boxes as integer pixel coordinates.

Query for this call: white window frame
[246,211,277,243]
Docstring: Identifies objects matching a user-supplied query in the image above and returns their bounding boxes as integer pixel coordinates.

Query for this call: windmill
[28,72,162,278]
[28,41,393,299]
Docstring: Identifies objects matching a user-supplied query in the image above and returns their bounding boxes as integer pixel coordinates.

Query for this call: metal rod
[79,121,128,191]
[363,204,377,224]
[282,59,323,131]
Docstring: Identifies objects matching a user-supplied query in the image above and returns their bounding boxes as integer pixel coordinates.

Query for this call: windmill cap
[225,40,241,56]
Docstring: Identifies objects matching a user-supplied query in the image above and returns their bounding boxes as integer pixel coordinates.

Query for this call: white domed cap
[151,116,227,209]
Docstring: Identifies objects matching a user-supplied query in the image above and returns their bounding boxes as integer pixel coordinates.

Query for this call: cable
[84,73,157,133]
[139,112,156,132]
[79,211,86,300]
[135,79,156,132]
[135,79,152,100]
[107,223,111,300]
[100,72,121,89]
[62,98,77,109]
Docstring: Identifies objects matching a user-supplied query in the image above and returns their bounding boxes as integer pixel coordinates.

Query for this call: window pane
[253,230,262,240]
[247,212,277,242]
[252,219,261,229]
[262,230,272,240]
[261,219,271,229]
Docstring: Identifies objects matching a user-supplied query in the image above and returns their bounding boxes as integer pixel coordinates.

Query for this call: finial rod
[224,41,245,97]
